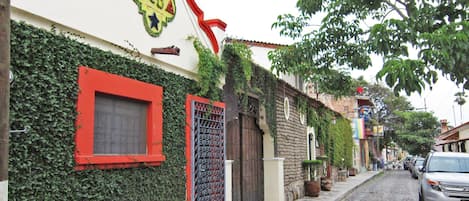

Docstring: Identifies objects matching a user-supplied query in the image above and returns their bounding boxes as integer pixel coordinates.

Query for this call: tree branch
[383,0,408,19]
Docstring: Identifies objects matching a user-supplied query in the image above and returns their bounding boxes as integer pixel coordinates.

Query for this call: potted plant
[316,155,332,191]
[348,167,357,176]
[302,159,322,197]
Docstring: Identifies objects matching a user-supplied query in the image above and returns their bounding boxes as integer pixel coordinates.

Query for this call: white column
[0,180,7,201]
[225,160,233,201]
[264,158,285,201]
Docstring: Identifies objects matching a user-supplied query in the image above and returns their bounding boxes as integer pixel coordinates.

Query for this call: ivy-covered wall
[9,21,198,201]
[328,118,354,168]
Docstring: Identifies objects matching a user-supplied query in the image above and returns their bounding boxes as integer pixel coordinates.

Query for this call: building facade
[9,1,228,200]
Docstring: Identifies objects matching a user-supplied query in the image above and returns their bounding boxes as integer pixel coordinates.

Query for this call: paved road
[342,170,419,201]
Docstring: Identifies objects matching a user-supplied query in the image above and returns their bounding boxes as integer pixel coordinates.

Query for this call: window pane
[94,93,147,154]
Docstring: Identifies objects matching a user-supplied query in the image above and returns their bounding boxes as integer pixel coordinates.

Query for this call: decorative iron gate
[190,100,225,201]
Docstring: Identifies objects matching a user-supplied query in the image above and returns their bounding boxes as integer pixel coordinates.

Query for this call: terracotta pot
[320,177,332,191]
[304,180,320,197]
[349,168,357,176]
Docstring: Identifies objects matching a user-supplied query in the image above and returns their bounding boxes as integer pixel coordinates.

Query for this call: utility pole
[0,0,10,200]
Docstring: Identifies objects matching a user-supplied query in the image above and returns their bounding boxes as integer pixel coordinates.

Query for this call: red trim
[186,0,227,53]
[185,95,225,201]
[75,66,165,170]
[205,19,227,30]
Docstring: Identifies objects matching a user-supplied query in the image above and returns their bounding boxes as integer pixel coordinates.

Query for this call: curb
[334,171,384,201]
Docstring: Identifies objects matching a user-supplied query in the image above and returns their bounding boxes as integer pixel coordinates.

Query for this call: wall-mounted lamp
[151,45,180,56]
[9,70,14,84]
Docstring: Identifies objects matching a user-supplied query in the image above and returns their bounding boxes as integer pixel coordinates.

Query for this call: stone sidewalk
[295,170,383,201]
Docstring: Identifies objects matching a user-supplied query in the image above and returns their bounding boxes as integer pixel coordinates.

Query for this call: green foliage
[268,45,355,97]
[328,118,353,168]
[295,95,308,115]
[393,111,439,156]
[306,107,320,128]
[222,42,253,90]
[9,21,197,201]
[221,42,278,138]
[250,64,278,138]
[454,91,467,106]
[353,78,414,148]
[188,36,226,101]
[222,42,253,107]
[302,159,322,167]
[313,107,333,148]
[273,0,469,95]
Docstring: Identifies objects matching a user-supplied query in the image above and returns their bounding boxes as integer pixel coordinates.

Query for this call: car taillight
[427,179,441,191]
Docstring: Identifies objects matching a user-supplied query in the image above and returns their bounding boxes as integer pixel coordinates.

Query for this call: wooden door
[240,114,264,201]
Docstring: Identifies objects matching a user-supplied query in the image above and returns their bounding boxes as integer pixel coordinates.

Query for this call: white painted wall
[250,45,273,70]
[11,0,225,79]
[250,45,303,89]
[0,180,6,201]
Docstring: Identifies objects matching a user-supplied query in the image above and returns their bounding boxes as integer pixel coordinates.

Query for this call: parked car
[404,155,414,170]
[408,156,419,172]
[410,157,425,179]
[418,152,469,201]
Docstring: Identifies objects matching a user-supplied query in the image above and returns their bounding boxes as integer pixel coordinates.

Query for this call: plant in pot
[302,159,322,197]
[317,155,332,191]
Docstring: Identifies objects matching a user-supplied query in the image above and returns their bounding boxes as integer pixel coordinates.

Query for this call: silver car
[418,152,469,201]
[411,157,425,179]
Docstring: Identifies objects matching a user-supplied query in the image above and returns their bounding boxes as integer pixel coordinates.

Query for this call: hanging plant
[306,107,317,126]
[295,96,308,115]
[222,42,253,92]
[222,42,253,108]
[188,36,226,100]
[250,65,278,138]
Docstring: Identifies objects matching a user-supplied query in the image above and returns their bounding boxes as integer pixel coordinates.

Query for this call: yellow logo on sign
[134,0,176,37]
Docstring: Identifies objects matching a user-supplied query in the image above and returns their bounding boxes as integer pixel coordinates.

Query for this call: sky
[195,0,469,127]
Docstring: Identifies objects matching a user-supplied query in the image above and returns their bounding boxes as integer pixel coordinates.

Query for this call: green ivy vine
[328,117,353,168]
[222,42,253,94]
[188,36,226,101]
[222,42,253,107]
[250,64,278,138]
[9,21,195,201]
[295,96,308,115]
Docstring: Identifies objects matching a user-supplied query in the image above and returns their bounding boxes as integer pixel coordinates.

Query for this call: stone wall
[275,82,308,201]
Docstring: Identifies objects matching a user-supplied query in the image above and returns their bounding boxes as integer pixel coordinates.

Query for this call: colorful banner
[352,118,366,139]
[358,105,372,122]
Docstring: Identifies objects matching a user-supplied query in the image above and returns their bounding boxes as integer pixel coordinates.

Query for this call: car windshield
[415,159,424,166]
[428,156,469,173]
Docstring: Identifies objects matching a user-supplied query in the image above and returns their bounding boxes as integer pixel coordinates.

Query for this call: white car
[418,152,469,201]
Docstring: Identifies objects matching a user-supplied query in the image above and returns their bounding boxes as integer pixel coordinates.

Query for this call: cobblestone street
[342,170,419,201]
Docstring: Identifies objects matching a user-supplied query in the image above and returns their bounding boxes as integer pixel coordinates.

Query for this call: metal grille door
[191,101,225,201]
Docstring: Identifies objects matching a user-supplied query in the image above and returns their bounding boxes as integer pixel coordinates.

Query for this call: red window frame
[185,94,225,201]
[75,66,165,170]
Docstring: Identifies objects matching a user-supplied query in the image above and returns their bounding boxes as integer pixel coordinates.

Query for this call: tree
[353,78,414,149]
[454,91,467,121]
[393,111,439,156]
[271,0,469,96]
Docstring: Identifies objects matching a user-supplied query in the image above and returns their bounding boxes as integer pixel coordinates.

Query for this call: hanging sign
[134,0,176,37]
[373,125,384,137]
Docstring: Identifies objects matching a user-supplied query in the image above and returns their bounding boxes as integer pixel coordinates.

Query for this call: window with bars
[94,93,148,155]
[75,66,165,170]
